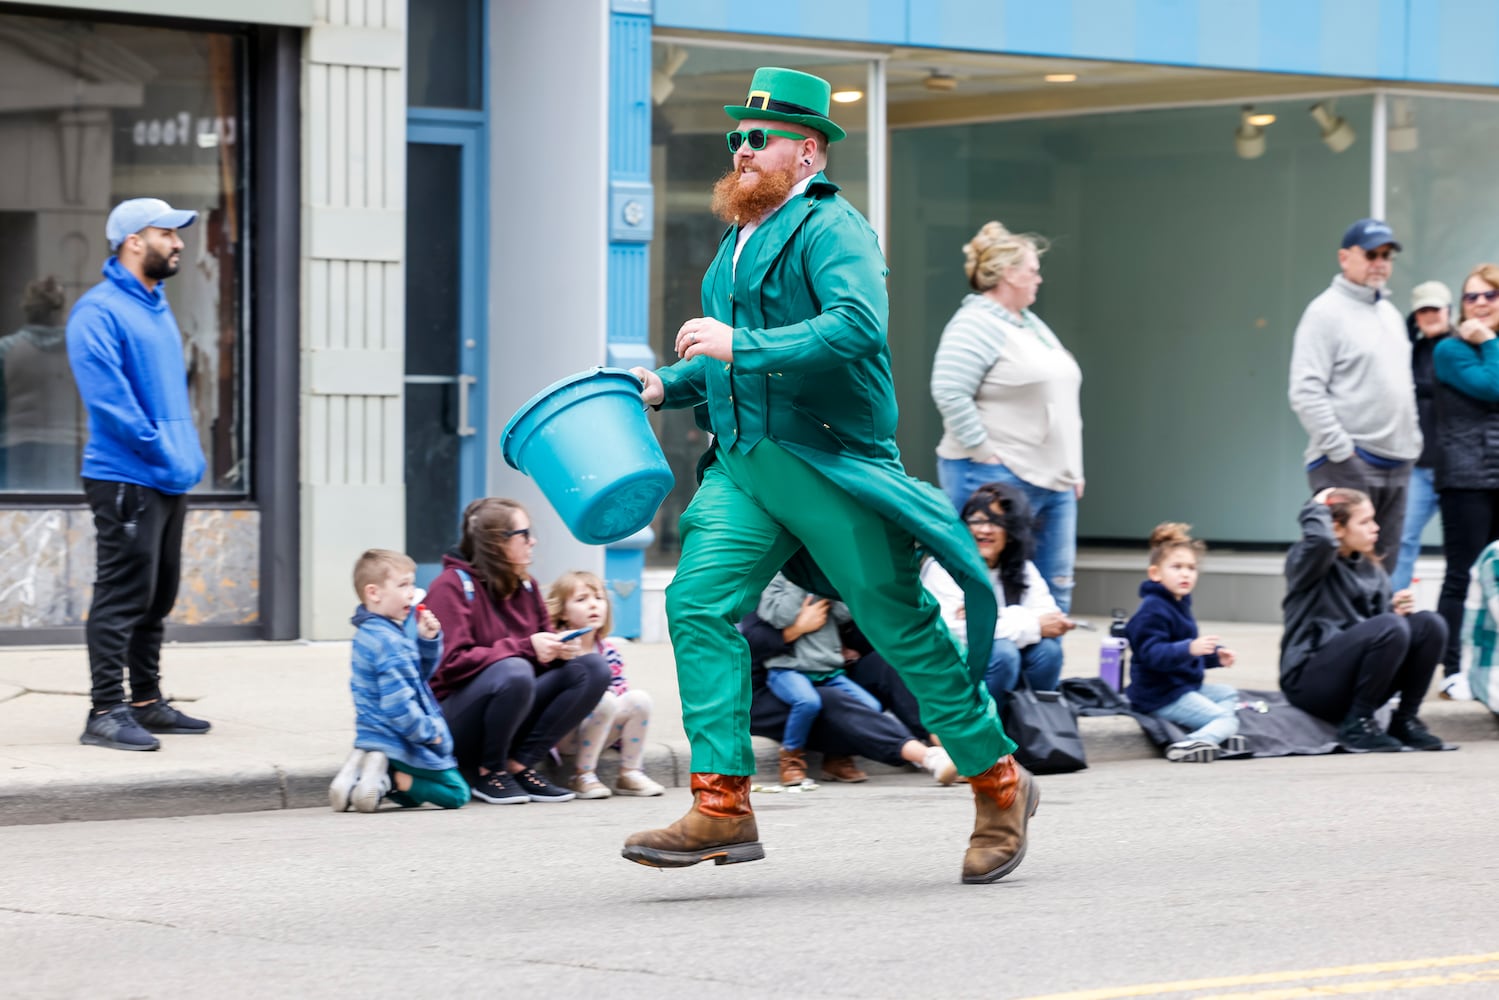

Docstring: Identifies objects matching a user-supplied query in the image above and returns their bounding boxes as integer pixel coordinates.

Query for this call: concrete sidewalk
[2,621,1494,826]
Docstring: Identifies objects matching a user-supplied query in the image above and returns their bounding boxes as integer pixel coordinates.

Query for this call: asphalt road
[4,746,1497,1000]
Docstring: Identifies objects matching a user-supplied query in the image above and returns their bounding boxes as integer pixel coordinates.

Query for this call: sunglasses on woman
[725,127,806,152]
[501,527,533,541]
[1462,289,1499,304]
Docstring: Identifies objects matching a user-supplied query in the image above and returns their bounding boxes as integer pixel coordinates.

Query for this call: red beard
[711,163,798,225]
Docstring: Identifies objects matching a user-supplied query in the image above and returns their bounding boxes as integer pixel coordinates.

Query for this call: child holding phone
[547,571,665,798]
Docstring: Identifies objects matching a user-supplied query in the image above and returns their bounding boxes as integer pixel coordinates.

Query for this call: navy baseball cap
[105,198,198,251]
[1340,218,1401,252]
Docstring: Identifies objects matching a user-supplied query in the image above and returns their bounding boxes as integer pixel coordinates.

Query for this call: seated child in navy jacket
[1124,523,1249,763]
[329,548,469,812]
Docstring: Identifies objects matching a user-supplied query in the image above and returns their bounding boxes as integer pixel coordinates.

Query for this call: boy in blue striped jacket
[330,549,468,812]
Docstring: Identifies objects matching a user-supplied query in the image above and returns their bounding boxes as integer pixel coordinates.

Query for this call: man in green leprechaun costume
[623,67,1039,884]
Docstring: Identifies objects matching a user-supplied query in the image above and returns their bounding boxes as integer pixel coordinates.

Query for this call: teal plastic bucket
[501,367,674,545]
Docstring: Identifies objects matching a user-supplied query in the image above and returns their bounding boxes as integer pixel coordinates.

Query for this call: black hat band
[745,93,823,117]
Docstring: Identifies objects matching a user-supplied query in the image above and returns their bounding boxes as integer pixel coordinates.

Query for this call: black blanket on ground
[1059,678,1352,758]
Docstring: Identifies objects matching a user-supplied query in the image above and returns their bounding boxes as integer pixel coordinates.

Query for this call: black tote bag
[1000,674,1088,774]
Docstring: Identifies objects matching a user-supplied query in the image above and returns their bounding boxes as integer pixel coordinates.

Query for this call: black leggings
[440,654,611,772]
[1282,612,1446,723]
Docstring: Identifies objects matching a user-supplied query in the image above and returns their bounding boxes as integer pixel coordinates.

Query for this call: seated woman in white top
[921,482,1074,709]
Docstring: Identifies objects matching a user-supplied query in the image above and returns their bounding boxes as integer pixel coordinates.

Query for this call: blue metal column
[605,0,655,637]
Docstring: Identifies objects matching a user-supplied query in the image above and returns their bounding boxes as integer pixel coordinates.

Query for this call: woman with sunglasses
[423,497,612,804]
[920,483,1074,710]
[1430,263,1499,698]
[930,221,1083,613]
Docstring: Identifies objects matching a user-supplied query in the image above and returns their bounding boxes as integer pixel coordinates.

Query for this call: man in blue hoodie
[67,198,210,751]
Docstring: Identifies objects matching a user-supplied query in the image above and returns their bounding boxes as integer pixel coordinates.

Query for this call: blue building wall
[655,0,1499,87]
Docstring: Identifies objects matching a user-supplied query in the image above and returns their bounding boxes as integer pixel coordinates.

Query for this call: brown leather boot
[961,754,1040,884]
[621,774,764,868]
[778,747,808,785]
[820,754,868,783]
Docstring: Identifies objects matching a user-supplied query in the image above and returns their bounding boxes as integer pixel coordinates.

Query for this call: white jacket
[920,557,1058,649]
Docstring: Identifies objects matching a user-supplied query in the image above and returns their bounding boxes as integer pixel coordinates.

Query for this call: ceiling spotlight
[1388,97,1418,153]
[1309,101,1356,153]
[1247,112,1276,127]
[831,89,863,104]
[1235,106,1266,159]
[1044,73,1078,83]
[923,70,957,91]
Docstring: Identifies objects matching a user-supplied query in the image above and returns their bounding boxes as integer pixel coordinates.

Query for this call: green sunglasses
[726,127,806,152]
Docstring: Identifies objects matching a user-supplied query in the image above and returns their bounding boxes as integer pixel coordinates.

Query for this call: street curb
[4,704,1494,827]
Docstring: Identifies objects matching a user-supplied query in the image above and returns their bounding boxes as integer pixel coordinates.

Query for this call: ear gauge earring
[803,158,813,165]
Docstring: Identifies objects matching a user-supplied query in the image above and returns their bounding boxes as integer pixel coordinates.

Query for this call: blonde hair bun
[962,221,1046,292]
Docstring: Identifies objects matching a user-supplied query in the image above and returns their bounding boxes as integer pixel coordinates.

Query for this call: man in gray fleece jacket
[1288,218,1421,562]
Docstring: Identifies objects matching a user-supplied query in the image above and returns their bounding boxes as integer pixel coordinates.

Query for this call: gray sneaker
[329,749,366,811]
[350,751,391,813]
[80,705,161,751]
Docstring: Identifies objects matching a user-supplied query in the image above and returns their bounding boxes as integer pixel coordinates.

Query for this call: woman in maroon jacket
[425,497,611,804]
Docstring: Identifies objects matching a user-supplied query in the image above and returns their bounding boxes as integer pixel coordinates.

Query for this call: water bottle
[1098,608,1129,691]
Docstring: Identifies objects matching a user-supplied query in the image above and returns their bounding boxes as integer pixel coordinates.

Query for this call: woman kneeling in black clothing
[1281,487,1449,752]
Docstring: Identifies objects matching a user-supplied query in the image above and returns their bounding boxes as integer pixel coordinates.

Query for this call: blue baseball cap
[105,198,198,251]
[1340,218,1402,252]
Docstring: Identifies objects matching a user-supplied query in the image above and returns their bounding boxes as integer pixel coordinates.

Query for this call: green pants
[389,760,469,810]
[666,440,1015,777]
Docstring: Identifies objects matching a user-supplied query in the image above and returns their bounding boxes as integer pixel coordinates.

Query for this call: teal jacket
[656,175,997,682]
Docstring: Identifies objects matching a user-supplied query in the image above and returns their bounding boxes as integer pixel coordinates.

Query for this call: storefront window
[891,96,1372,544]
[646,41,873,565]
[0,12,246,494]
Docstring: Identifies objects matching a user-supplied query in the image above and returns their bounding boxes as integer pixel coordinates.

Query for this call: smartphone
[557,627,592,641]
[1068,619,1097,631]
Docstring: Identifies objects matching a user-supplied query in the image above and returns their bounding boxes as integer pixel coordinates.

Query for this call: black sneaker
[1337,714,1405,753]
[514,767,576,802]
[1387,714,1446,751]
[132,699,211,734]
[1219,734,1252,758]
[1165,738,1218,762]
[80,705,161,751]
[471,771,529,805]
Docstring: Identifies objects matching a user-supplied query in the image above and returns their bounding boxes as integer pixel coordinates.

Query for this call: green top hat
[724,66,846,143]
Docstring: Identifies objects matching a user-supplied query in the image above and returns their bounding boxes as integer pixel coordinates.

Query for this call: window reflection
[0,13,245,494]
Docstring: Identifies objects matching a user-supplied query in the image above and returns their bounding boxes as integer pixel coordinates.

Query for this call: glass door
[405,122,486,584]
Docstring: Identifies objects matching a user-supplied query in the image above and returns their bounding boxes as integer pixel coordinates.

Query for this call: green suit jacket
[657,174,998,683]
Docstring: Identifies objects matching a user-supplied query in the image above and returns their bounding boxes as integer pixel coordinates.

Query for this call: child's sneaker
[471,770,528,804]
[1219,734,1252,759]
[350,751,390,812]
[329,749,366,811]
[1165,739,1219,763]
[569,770,613,799]
[923,745,959,785]
[615,769,665,796]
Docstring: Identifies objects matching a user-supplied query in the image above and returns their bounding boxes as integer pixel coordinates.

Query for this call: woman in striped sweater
[930,221,1084,612]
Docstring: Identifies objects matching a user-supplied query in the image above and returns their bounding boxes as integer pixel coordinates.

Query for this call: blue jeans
[766,670,881,751]
[1391,465,1439,592]
[938,458,1077,612]
[1154,682,1240,745]
[985,637,1064,710]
